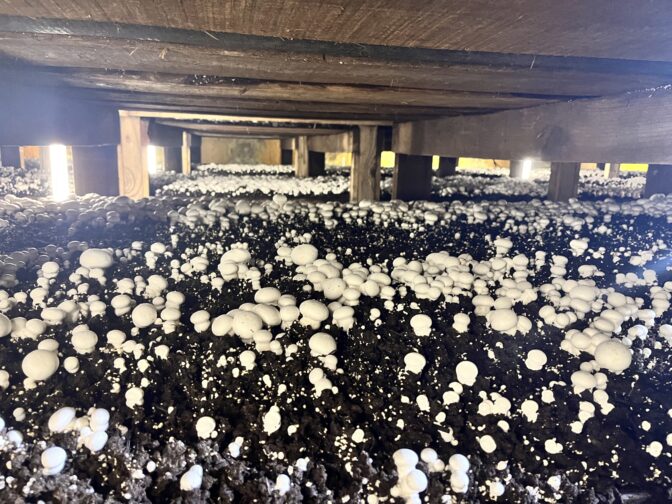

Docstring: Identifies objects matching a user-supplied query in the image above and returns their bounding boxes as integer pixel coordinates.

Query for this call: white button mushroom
[290,244,318,265]
[22,350,59,381]
[308,332,337,356]
[41,446,67,475]
[79,248,114,269]
[410,314,432,336]
[131,303,157,328]
[594,340,632,373]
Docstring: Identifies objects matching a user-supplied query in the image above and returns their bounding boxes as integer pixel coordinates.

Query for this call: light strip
[49,144,70,201]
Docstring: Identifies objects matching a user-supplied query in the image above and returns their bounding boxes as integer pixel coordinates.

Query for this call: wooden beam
[48,69,553,111]
[307,131,355,153]
[644,165,672,197]
[437,157,457,177]
[118,116,150,199]
[123,110,388,126]
[293,136,309,178]
[350,126,382,202]
[154,120,347,137]
[3,3,672,62]
[3,31,672,100]
[548,162,580,201]
[393,87,672,163]
[71,146,120,196]
[181,132,192,175]
[392,154,433,201]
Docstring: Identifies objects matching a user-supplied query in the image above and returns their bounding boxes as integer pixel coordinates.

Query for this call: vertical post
[392,154,433,201]
[605,163,621,179]
[350,126,382,202]
[308,151,326,177]
[437,157,457,177]
[0,146,21,167]
[181,132,192,175]
[71,146,120,196]
[118,115,150,199]
[644,165,672,197]
[293,136,309,178]
[548,162,581,201]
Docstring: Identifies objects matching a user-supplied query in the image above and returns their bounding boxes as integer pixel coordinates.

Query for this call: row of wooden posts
[1,121,670,202]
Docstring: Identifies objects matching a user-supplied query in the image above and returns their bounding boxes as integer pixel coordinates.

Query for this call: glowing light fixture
[147,145,158,175]
[48,144,70,201]
[521,158,533,180]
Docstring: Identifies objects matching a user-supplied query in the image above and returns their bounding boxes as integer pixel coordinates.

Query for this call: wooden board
[182,132,192,175]
[293,136,309,177]
[118,116,149,199]
[2,3,672,61]
[3,34,672,98]
[47,69,554,110]
[155,120,347,137]
[307,132,355,153]
[350,126,382,202]
[392,87,672,163]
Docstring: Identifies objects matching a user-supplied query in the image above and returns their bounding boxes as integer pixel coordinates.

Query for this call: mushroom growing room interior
[0,2,671,502]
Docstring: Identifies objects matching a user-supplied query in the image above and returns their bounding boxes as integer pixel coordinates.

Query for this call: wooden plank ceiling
[1,1,672,136]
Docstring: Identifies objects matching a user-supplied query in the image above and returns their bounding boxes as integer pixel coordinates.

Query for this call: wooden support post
[392,154,433,201]
[0,146,21,167]
[644,165,672,197]
[350,126,382,202]
[437,157,457,177]
[281,149,293,165]
[293,136,309,177]
[118,116,150,199]
[181,132,192,175]
[164,147,181,173]
[548,162,581,201]
[71,146,120,196]
[308,151,326,177]
[606,163,621,178]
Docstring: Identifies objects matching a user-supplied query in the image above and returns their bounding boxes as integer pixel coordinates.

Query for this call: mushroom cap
[41,446,67,470]
[594,339,632,373]
[488,309,518,331]
[308,332,337,356]
[131,303,158,328]
[48,407,76,433]
[290,244,318,265]
[211,314,234,336]
[232,311,263,339]
[80,248,114,269]
[22,349,59,381]
[299,300,329,322]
